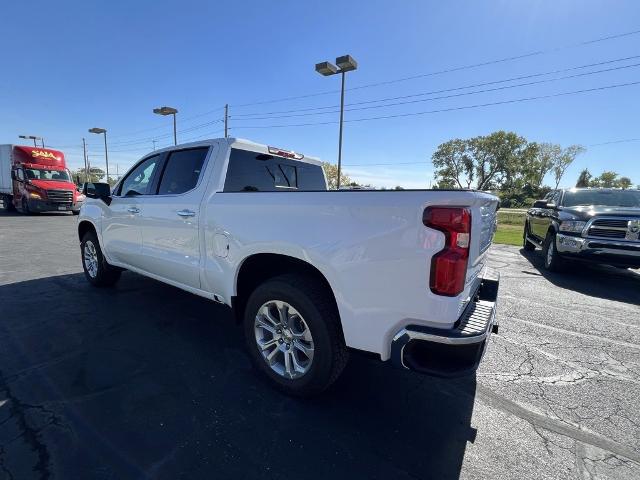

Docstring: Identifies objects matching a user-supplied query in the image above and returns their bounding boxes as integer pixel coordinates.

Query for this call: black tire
[243,274,348,397]
[80,230,122,287]
[1,195,15,212]
[542,231,564,272]
[522,223,536,251]
[21,198,33,215]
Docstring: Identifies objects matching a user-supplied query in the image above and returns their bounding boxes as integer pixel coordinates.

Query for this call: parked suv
[523,188,640,271]
[78,138,500,396]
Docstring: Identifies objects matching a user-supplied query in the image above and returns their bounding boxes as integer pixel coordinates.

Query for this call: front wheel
[542,231,564,272]
[81,231,122,287]
[21,198,33,215]
[243,274,348,397]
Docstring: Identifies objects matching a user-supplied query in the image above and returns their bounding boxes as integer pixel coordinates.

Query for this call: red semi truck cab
[0,145,85,214]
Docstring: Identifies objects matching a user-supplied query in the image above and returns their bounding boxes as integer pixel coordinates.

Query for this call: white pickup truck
[78,138,500,396]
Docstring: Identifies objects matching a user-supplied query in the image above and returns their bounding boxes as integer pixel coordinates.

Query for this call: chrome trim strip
[556,233,640,256]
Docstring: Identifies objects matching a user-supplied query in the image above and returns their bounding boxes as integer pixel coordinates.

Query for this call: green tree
[591,171,619,188]
[575,169,592,188]
[74,167,106,184]
[532,142,561,188]
[322,162,351,190]
[432,131,538,191]
[431,138,474,189]
[470,131,535,190]
[619,177,632,189]
[553,145,585,189]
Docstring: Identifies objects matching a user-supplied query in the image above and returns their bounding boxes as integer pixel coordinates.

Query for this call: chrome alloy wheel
[84,240,99,278]
[254,300,315,379]
[546,239,554,267]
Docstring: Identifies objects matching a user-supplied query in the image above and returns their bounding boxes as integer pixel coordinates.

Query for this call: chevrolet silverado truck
[523,188,640,271]
[78,138,500,396]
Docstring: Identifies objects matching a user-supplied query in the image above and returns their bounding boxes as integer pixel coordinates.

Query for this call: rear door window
[223,148,325,192]
[158,147,209,195]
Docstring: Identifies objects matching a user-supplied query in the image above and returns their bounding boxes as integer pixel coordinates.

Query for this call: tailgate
[467,195,499,292]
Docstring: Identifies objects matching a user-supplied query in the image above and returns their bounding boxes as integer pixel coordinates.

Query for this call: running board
[526,234,543,248]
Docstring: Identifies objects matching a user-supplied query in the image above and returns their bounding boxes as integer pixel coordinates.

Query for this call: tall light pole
[153,106,178,145]
[19,135,42,147]
[88,128,109,181]
[82,137,89,181]
[315,55,358,190]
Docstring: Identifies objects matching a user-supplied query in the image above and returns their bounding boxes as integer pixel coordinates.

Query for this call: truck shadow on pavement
[0,272,477,480]
[519,248,640,306]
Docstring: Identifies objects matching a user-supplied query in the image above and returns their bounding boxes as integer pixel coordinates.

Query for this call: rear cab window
[223,148,326,192]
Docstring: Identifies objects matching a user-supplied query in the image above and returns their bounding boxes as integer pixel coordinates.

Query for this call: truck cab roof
[149,138,323,166]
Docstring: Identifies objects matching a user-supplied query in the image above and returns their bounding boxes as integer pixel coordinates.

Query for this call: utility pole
[224,104,229,138]
[82,138,89,181]
[152,140,157,151]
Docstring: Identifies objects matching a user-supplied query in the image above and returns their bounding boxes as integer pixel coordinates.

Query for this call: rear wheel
[542,231,564,272]
[1,195,15,212]
[523,223,536,251]
[81,231,121,287]
[243,274,348,397]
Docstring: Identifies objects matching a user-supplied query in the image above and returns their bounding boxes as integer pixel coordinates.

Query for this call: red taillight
[423,206,471,296]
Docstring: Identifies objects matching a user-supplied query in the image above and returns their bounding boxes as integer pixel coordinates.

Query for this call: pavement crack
[0,368,55,480]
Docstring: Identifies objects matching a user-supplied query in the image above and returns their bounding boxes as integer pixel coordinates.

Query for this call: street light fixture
[153,106,178,145]
[315,55,358,189]
[19,135,43,147]
[88,127,109,181]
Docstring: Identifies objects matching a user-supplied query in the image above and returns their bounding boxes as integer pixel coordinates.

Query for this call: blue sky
[1,0,639,188]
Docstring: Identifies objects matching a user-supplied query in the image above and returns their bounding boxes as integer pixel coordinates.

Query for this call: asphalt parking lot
[1,212,639,479]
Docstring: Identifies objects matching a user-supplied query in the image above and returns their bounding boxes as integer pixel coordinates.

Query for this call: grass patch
[497,209,526,226]
[494,223,523,246]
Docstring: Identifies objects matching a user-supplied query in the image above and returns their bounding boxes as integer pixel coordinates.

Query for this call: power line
[107,106,226,140]
[231,80,640,129]
[344,162,427,167]
[43,28,640,150]
[231,55,640,118]
[588,138,640,146]
[230,62,640,121]
[230,28,640,108]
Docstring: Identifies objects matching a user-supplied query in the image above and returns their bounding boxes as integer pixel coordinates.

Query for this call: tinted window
[119,155,161,196]
[223,148,326,192]
[563,189,640,208]
[24,168,72,182]
[158,147,208,195]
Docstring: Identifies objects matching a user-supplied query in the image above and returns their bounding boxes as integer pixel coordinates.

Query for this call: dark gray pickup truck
[523,188,640,271]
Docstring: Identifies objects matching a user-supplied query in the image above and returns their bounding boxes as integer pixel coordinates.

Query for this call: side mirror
[84,182,112,205]
[10,170,16,180]
[532,200,548,208]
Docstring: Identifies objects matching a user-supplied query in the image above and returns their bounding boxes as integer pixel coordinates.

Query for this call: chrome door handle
[177,209,196,218]
[127,207,140,214]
